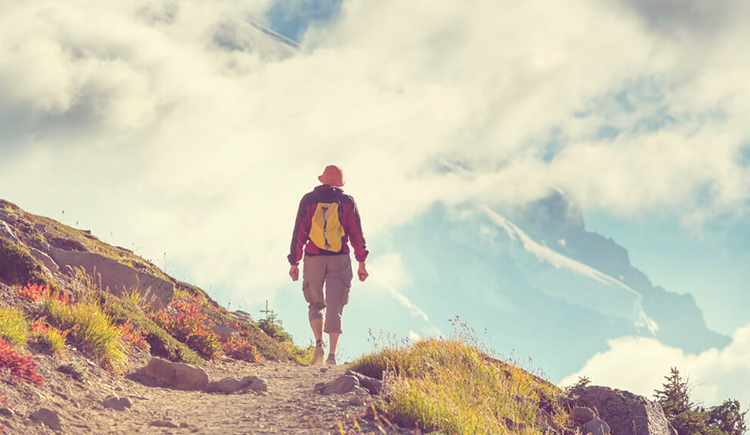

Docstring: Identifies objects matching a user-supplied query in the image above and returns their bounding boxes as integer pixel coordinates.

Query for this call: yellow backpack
[309,201,346,252]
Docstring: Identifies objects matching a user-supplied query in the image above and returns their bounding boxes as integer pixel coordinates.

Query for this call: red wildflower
[0,338,43,386]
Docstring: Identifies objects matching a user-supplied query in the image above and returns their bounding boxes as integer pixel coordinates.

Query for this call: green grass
[0,306,29,348]
[42,297,130,373]
[34,325,68,356]
[349,337,570,435]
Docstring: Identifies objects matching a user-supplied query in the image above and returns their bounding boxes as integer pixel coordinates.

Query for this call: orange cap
[318,165,345,187]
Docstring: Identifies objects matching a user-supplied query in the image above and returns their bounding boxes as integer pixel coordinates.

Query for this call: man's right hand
[289,264,299,282]
[357,262,368,282]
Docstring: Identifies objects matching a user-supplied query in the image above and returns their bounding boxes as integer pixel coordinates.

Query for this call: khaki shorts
[302,254,352,334]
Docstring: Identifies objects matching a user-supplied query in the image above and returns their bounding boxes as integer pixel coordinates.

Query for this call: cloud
[560,323,750,411]
[0,0,749,305]
[366,253,431,323]
[614,0,747,36]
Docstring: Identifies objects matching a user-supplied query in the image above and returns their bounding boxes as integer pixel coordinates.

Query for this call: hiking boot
[326,354,337,366]
[311,340,325,365]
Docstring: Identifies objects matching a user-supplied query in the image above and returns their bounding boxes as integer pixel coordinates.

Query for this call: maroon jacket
[288,185,369,265]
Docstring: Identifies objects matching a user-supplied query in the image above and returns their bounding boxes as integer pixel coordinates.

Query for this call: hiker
[287,165,369,366]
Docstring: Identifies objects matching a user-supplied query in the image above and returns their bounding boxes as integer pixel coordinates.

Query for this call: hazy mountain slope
[509,191,730,353]
[387,194,729,380]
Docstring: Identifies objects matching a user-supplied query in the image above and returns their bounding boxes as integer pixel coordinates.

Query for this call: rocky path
[2,357,414,435]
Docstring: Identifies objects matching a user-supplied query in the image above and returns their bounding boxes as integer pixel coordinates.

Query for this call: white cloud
[561,323,750,411]
[366,253,430,323]
[0,0,749,305]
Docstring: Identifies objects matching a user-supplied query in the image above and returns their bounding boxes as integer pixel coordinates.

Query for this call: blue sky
[1,0,750,414]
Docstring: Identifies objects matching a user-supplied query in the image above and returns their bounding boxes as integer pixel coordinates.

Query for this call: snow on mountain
[384,190,729,380]
[480,205,660,335]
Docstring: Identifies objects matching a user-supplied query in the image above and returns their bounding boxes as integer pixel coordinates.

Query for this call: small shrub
[258,318,293,343]
[42,297,130,373]
[117,320,149,351]
[223,330,262,363]
[31,321,68,356]
[57,362,87,382]
[0,337,43,385]
[150,298,222,360]
[0,306,29,348]
[17,283,68,304]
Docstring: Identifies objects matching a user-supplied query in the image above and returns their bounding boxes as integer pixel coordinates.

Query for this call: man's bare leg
[328,332,340,355]
[310,319,325,364]
[310,318,323,341]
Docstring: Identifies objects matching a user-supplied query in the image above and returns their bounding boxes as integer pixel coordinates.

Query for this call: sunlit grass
[349,323,569,435]
[31,322,68,357]
[0,306,29,348]
[42,297,130,373]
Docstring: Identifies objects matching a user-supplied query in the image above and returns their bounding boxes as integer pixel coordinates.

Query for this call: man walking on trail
[288,165,369,366]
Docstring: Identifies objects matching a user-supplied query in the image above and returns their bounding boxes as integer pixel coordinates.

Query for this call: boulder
[585,418,611,435]
[139,357,208,390]
[30,247,59,274]
[212,326,239,342]
[208,377,248,393]
[49,247,174,307]
[31,408,63,432]
[0,221,19,243]
[320,375,359,395]
[345,370,382,395]
[570,386,674,435]
[103,395,133,411]
[571,407,597,423]
[231,310,255,323]
[243,376,268,392]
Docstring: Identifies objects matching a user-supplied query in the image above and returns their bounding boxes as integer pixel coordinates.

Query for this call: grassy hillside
[0,199,306,372]
[349,324,572,435]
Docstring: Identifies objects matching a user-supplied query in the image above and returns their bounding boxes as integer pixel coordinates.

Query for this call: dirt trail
[2,357,412,435]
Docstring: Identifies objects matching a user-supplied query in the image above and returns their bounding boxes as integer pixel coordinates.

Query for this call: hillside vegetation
[0,199,306,373]
[349,324,571,435]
